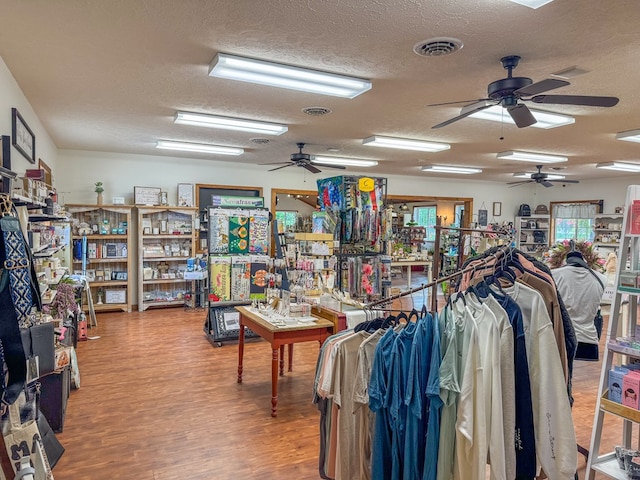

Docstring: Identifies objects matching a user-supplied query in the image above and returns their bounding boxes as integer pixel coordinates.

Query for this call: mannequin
[552,248,607,360]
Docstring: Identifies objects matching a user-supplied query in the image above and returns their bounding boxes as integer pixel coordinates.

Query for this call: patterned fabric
[1,215,34,325]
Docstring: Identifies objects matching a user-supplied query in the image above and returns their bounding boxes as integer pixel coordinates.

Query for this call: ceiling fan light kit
[513,172,565,180]
[616,129,640,143]
[421,165,482,174]
[156,140,244,155]
[507,0,555,9]
[209,53,372,99]
[497,150,568,163]
[174,111,288,135]
[362,135,450,152]
[311,156,378,167]
[596,162,640,173]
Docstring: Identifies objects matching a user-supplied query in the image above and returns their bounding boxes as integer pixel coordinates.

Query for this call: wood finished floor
[53,301,624,479]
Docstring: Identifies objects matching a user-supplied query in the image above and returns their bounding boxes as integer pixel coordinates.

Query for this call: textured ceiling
[1,0,639,183]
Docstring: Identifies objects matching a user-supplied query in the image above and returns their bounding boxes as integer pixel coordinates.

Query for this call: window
[554,218,594,243]
[414,206,437,241]
[275,211,297,233]
[552,202,597,243]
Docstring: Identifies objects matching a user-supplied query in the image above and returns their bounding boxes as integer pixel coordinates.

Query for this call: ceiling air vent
[413,37,463,57]
[302,107,332,116]
[250,138,270,144]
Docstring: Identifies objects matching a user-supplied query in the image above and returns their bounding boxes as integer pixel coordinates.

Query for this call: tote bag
[3,401,54,480]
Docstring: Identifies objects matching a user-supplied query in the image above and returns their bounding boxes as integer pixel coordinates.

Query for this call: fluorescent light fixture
[616,129,640,143]
[311,156,378,167]
[209,53,372,99]
[362,135,450,152]
[156,140,243,155]
[513,172,566,180]
[596,161,640,172]
[508,0,554,9]
[421,165,482,174]
[174,112,288,136]
[468,105,574,129]
[497,150,568,164]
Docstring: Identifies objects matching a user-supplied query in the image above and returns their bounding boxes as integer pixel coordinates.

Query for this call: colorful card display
[249,255,269,300]
[231,256,251,302]
[209,256,231,302]
[229,215,249,254]
[249,210,269,254]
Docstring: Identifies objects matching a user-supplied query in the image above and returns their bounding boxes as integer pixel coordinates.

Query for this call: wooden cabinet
[137,206,197,311]
[65,204,133,313]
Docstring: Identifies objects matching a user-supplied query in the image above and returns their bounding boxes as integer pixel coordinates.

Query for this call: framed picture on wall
[178,183,194,207]
[11,108,35,164]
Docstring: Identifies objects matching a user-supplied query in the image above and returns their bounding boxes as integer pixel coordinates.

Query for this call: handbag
[3,401,54,479]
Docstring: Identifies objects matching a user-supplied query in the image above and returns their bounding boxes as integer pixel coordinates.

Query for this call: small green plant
[94,182,104,194]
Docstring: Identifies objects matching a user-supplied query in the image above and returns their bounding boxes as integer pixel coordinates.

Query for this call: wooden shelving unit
[594,213,624,255]
[65,204,134,313]
[136,206,197,311]
[515,214,550,258]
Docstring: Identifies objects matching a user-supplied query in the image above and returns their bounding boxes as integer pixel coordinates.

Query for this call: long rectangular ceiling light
[596,162,640,172]
[174,112,288,135]
[508,0,554,8]
[209,53,372,99]
[421,165,481,174]
[468,105,574,129]
[616,129,640,143]
[513,172,565,180]
[311,156,378,167]
[362,135,450,152]
[497,150,568,163]
[156,140,243,155]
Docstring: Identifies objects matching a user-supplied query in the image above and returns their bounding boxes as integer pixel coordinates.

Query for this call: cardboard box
[623,371,640,409]
[609,367,628,404]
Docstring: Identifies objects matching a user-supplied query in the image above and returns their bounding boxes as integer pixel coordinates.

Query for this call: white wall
[0,56,57,176]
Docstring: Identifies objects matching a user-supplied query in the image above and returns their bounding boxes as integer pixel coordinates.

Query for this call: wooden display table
[235,306,334,417]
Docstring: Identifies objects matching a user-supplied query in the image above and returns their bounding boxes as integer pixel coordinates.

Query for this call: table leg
[279,345,285,376]
[288,344,293,372]
[407,266,412,288]
[237,322,245,384]
[271,348,278,417]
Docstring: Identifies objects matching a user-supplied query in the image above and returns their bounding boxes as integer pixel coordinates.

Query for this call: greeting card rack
[203,202,271,346]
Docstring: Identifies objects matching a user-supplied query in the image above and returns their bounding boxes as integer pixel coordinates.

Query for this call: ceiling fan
[507,164,580,188]
[260,143,346,174]
[430,55,619,129]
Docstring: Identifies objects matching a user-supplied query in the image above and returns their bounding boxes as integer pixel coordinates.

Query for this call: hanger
[420,285,428,319]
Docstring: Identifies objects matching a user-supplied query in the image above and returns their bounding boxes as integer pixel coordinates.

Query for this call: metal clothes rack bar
[365,245,510,312]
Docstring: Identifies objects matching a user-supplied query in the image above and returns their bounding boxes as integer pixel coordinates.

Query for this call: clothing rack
[365,245,511,312]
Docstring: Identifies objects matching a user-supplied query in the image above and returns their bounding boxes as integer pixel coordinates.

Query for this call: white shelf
[591,454,625,479]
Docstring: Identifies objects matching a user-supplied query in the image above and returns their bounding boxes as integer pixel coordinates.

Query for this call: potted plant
[94,182,104,205]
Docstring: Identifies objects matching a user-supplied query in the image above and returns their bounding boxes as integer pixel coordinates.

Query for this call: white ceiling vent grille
[302,107,332,116]
[413,37,463,57]
[250,138,270,144]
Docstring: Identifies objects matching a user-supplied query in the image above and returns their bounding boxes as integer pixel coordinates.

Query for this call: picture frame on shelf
[134,186,161,205]
[493,201,502,217]
[11,108,35,164]
[178,183,194,207]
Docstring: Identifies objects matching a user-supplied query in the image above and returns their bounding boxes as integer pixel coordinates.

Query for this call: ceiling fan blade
[515,78,569,97]
[427,98,491,107]
[432,102,495,129]
[506,180,534,187]
[302,163,322,174]
[507,104,537,128]
[316,164,347,170]
[260,161,291,165]
[531,94,619,107]
[268,164,294,172]
[541,180,554,188]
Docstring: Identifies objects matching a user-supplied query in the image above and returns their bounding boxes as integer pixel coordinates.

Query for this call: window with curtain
[414,206,437,241]
[275,211,297,233]
[552,203,596,243]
